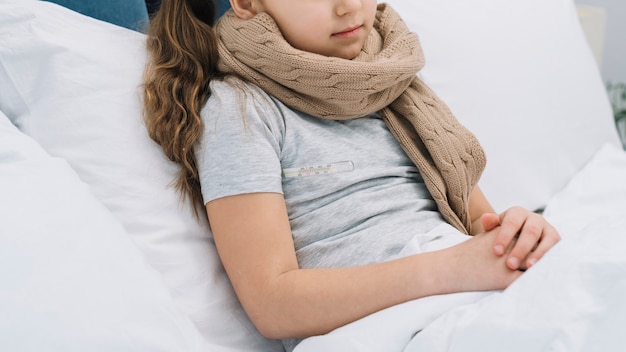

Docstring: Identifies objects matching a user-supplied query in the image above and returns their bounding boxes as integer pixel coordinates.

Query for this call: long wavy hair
[143,0,221,215]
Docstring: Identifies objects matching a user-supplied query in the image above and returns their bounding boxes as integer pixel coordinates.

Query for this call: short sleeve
[196,80,284,204]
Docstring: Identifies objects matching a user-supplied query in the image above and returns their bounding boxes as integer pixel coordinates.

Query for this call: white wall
[575,0,626,84]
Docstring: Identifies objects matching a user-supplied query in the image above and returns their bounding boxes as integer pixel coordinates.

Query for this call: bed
[1,0,625,351]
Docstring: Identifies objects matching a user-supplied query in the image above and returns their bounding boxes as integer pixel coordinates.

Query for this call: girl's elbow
[244,296,315,340]
[256,323,289,341]
[247,309,298,340]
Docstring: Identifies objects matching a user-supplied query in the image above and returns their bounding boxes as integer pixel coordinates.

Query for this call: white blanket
[295,143,626,352]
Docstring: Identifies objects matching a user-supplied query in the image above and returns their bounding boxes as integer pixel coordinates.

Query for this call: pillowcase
[0,1,282,351]
[385,0,622,212]
[0,111,204,351]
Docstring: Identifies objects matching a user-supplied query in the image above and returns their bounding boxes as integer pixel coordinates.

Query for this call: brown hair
[143,0,222,214]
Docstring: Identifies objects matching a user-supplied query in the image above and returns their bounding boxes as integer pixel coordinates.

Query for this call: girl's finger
[506,218,543,270]
[481,212,501,233]
[523,225,561,268]
[493,207,526,256]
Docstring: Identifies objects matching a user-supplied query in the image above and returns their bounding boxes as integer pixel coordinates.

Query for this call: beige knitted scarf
[215,4,486,234]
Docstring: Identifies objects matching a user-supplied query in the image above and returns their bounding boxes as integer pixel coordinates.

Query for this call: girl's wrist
[470,217,484,235]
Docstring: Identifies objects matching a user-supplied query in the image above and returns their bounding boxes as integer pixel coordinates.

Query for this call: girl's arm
[207,192,522,340]
[468,186,497,235]
[468,186,561,271]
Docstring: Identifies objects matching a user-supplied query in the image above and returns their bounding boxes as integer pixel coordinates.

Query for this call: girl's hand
[479,207,561,271]
[450,228,524,292]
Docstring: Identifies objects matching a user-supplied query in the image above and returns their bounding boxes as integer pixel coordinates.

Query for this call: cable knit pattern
[215,4,486,234]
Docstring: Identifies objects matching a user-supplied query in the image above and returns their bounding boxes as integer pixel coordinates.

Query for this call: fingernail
[527,258,537,267]
[508,257,519,269]
[494,245,504,255]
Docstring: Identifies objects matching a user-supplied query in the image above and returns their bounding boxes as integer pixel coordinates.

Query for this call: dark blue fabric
[42,0,232,31]
[42,0,149,31]
[216,0,231,18]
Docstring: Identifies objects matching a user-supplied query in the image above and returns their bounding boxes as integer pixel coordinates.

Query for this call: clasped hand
[480,206,561,271]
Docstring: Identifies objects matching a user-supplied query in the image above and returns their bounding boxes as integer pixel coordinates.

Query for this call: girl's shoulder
[208,76,274,110]
[203,77,287,137]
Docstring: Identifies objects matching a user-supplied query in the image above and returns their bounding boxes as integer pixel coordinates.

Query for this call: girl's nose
[335,0,362,16]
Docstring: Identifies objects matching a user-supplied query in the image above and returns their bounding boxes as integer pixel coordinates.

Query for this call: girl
[143,0,560,350]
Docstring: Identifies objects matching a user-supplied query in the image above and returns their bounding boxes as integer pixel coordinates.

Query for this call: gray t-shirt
[196,78,451,269]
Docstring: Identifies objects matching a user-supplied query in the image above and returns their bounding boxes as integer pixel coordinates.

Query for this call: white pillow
[0,111,204,351]
[0,1,282,351]
[385,0,622,212]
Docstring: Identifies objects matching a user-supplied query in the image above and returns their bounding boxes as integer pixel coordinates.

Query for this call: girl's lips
[332,25,363,38]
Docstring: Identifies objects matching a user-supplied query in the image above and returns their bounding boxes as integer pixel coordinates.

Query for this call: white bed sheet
[295,144,626,352]
[543,143,626,237]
